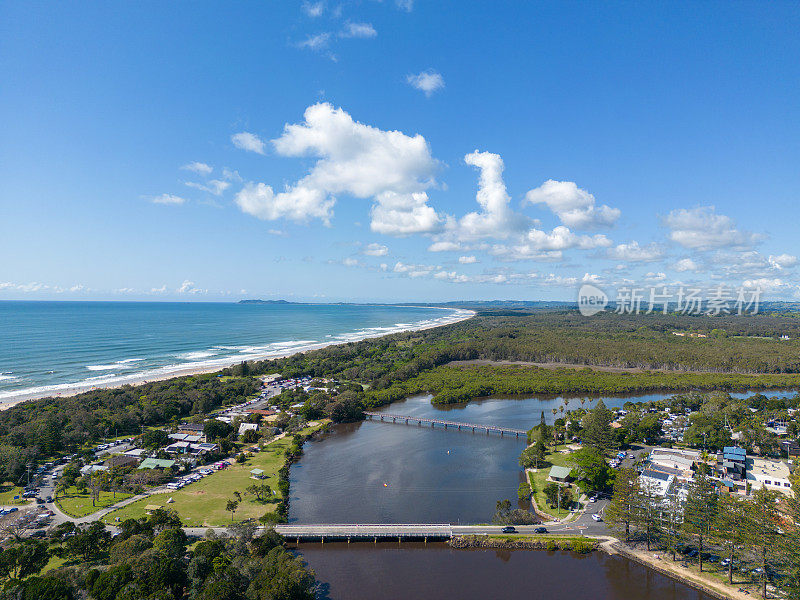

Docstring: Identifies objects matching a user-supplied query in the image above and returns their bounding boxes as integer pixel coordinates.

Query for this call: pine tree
[582,399,615,453]
[605,467,640,543]
[683,473,718,572]
[715,494,748,584]
[784,474,800,600]
[635,477,663,551]
[746,488,783,599]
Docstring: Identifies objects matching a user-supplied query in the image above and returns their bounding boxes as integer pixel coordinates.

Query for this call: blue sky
[2,1,799,303]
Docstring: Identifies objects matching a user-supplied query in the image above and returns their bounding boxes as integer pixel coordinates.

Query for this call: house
[79,464,109,476]
[648,448,699,480]
[781,441,800,458]
[176,423,207,441]
[639,469,675,497]
[138,458,176,470]
[239,423,259,436]
[168,433,202,443]
[124,448,147,459]
[746,457,793,496]
[548,466,572,483]
[246,409,277,417]
[720,447,747,482]
[250,468,266,479]
[165,442,191,455]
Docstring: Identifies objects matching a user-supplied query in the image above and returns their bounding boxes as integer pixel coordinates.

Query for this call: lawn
[102,422,327,527]
[0,485,27,506]
[527,446,583,520]
[56,486,133,518]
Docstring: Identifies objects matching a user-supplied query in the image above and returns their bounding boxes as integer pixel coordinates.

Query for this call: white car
[592,514,603,522]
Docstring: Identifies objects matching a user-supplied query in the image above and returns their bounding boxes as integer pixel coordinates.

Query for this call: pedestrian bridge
[363,412,527,438]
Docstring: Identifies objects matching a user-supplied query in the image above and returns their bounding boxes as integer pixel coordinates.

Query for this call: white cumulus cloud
[181,162,212,175]
[456,150,528,240]
[236,103,443,232]
[363,243,389,256]
[769,253,798,270]
[664,206,757,250]
[606,241,664,262]
[231,132,267,155]
[340,22,377,38]
[302,1,324,17]
[459,255,477,264]
[406,70,445,97]
[524,180,620,230]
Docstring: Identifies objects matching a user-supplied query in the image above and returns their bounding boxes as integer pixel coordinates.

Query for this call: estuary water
[298,544,713,600]
[289,390,795,524]
[0,301,470,405]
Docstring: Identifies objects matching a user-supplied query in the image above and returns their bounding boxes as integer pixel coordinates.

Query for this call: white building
[238,422,259,435]
[746,457,793,496]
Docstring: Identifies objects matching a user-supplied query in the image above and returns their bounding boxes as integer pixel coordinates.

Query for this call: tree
[226,499,239,521]
[715,494,749,584]
[0,539,49,579]
[205,420,234,442]
[661,491,684,561]
[605,468,640,543]
[3,576,75,600]
[784,474,800,600]
[65,522,111,561]
[142,429,170,449]
[571,447,614,492]
[582,400,615,453]
[328,393,363,423]
[153,527,188,558]
[746,488,783,599]
[518,441,546,469]
[543,482,572,512]
[635,477,663,551]
[247,483,273,502]
[683,473,718,572]
[247,546,316,600]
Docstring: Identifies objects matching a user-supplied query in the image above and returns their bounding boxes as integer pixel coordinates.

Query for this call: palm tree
[226,499,239,521]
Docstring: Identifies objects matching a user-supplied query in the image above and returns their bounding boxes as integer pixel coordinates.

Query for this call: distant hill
[238,299,298,305]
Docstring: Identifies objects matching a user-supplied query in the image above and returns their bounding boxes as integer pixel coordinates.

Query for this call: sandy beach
[0,308,475,410]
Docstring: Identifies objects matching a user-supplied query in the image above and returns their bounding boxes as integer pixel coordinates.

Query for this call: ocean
[0,301,471,405]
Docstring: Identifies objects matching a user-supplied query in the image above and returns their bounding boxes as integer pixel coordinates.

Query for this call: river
[289,389,795,524]
[288,390,791,598]
[297,543,713,600]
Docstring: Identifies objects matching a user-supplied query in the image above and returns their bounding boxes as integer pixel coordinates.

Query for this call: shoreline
[0,307,476,409]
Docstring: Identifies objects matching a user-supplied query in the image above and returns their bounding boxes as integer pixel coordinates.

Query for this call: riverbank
[450,534,597,552]
[0,306,475,408]
[611,542,755,600]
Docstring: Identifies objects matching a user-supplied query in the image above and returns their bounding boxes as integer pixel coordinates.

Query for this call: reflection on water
[297,543,713,600]
[290,390,795,524]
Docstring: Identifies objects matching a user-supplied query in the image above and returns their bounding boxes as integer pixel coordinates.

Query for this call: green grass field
[56,486,133,518]
[102,422,327,527]
[528,446,582,519]
[0,485,27,506]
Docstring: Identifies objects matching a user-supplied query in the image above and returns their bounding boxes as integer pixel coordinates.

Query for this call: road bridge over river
[363,412,528,438]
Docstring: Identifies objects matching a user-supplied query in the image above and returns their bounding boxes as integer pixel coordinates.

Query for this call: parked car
[501,526,517,533]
